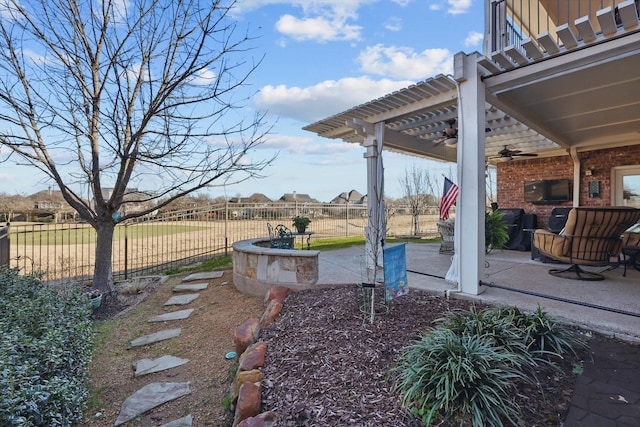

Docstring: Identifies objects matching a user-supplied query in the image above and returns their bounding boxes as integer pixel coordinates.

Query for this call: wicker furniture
[437,220,455,254]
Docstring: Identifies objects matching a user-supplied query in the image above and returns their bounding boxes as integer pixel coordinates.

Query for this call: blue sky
[1,0,484,203]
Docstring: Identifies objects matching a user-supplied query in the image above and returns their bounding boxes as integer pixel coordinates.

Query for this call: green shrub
[394,305,586,426]
[437,306,528,357]
[520,306,587,358]
[0,268,94,426]
[393,328,531,426]
[485,209,509,252]
[438,305,586,360]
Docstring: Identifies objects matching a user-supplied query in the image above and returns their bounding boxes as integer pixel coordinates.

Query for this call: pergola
[304,41,640,294]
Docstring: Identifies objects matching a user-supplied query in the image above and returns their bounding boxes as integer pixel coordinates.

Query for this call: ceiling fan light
[498,155,512,162]
[444,137,458,146]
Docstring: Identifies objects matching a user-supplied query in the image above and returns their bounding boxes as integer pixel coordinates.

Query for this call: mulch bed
[260,286,585,426]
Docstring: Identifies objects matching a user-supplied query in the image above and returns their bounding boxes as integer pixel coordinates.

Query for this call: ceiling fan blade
[513,153,538,157]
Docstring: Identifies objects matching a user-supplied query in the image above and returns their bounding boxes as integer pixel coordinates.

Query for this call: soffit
[482,31,640,151]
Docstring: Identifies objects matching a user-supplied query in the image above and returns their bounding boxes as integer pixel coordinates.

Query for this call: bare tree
[398,165,437,236]
[0,0,274,292]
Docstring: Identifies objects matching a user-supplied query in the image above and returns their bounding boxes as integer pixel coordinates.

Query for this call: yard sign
[383,243,408,301]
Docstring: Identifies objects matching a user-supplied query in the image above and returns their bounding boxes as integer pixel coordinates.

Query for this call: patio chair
[269,224,294,249]
[619,230,640,276]
[532,207,640,280]
[437,220,455,254]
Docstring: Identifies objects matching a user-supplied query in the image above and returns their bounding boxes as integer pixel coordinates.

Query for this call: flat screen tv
[524,179,570,204]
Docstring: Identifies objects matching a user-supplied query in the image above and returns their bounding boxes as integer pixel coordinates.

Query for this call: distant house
[28,189,76,221]
[278,193,318,203]
[228,193,272,204]
[100,188,156,215]
[330,189,365,204]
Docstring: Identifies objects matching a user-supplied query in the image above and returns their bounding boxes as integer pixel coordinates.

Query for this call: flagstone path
[113,273,221,425]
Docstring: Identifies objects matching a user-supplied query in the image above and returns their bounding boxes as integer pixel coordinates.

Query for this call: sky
[0,0,485,203]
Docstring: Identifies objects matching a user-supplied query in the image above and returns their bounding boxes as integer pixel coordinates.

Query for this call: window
[613,166,640,208]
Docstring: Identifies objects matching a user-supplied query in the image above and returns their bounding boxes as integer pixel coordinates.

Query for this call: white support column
[454,52,486,295]
[351,120,385,283]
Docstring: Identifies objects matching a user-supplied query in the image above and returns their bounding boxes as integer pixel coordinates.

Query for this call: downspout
[569,147,580,207]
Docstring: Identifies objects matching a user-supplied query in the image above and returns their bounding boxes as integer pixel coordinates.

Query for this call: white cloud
[447,0,472,15]
[464,31,483,47]
[384,17,402,32]
[190,67,217,85]
[254,76,414,123]
[232,0,375,15]
[262,133,359,155]
[357,44,452,80]
[275,14,362,42]
[22,49,50,66]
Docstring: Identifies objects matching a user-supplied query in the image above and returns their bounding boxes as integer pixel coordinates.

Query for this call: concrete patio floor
[317,243,640,342]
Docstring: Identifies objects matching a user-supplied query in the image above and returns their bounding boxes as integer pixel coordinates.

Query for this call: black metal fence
[0,225,8,267]
[5,202,443,283]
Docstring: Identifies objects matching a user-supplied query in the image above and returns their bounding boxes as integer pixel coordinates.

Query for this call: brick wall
[496,146,640,228]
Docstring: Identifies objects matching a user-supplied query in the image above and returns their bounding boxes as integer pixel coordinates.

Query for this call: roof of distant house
[278,193,318,203]
[330,189,365,204]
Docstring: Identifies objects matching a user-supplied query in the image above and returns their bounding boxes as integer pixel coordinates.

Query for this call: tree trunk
[93,220,115,293]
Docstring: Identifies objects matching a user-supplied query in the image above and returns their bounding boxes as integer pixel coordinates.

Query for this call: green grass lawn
[10,223,209,245]
[166,236,441,275]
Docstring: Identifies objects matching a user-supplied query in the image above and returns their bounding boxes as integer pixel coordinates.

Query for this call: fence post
[0,223,9,267]
[224,198,229,256]
[124,224,129,279]
[345,202,349,237]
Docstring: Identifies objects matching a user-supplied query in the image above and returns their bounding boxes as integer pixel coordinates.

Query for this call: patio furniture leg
[548,264,605,281]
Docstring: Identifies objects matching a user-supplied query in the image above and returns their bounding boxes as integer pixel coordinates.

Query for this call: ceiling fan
[433,119,492,146]
[433,119,459,146]
[491,145,538,162]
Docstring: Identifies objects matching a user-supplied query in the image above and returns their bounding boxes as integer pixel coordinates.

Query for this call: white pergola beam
[575,16,597,44]
[537,32,560,55]
[556,24,578,50]
[618,0,640,29]
[597,7,618,36]
[522,39,544,60]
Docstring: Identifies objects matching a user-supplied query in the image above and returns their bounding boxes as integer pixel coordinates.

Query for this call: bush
[393,328,531,426]
[0,268,94,426]
[394,305,587,426]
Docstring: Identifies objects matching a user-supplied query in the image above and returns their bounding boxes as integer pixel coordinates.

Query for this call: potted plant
[485,209,509,253]
[84,288,103,309]
[292,215,311,233]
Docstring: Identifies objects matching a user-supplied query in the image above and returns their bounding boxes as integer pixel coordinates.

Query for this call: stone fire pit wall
[232,238,320,298]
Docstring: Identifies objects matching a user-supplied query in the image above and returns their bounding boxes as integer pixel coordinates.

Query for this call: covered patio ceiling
[304,30,640,164]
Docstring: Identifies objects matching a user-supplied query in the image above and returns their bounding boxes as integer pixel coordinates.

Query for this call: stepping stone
[130,328,182,348]
[173,282,208,292]
[148,309,194,322]
[160,415,193,427]
[164,293,200,306]
[182,271,223,282]
[134,355,189,377]
[114,382,191,426]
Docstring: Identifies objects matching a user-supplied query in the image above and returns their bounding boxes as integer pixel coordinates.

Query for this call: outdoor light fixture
[444,137,458,146]
[442,119,458,146]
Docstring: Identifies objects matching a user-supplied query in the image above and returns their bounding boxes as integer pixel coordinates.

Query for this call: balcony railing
[490,0,640,58]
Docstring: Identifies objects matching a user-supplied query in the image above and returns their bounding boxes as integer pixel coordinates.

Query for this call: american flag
[439,177,459,220]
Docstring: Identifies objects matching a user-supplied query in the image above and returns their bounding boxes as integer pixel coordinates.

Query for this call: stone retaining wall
[232,238,320,298]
